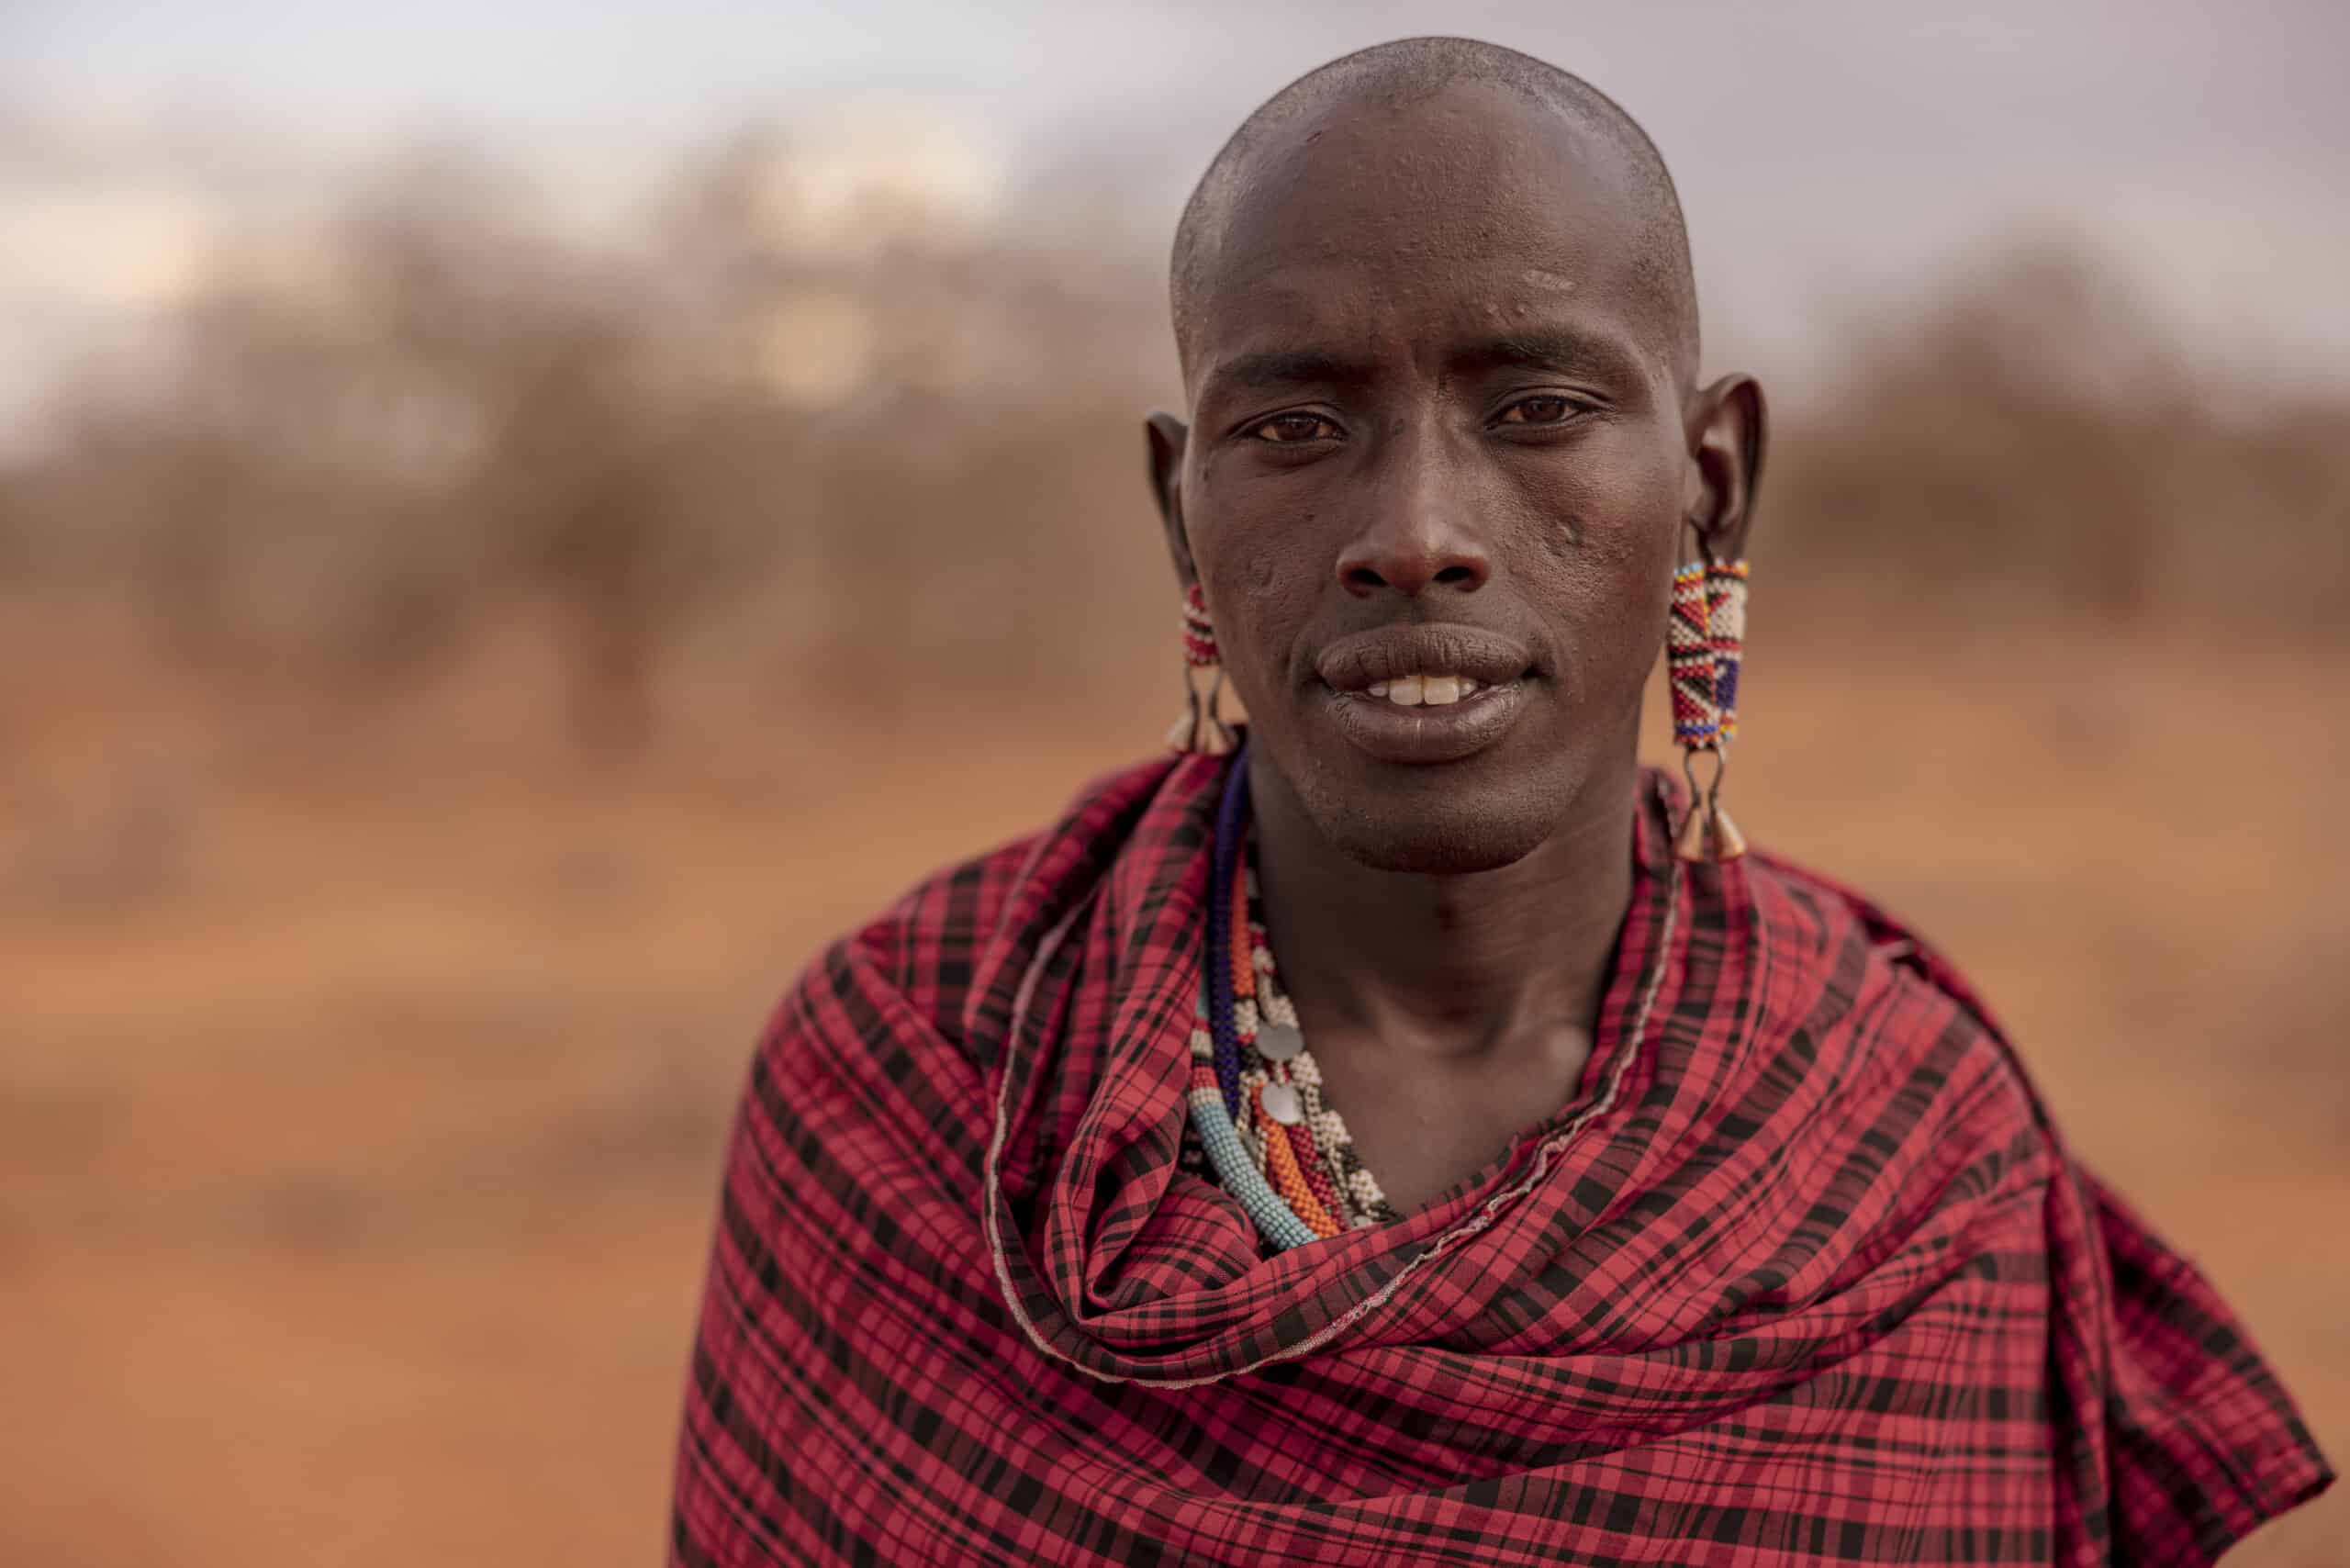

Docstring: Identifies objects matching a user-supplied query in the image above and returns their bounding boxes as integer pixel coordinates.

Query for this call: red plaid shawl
[671,751,2330,1564]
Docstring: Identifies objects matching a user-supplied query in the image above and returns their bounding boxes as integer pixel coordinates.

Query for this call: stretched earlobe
[1144,411,1193,582]
[1144,412,1230,755]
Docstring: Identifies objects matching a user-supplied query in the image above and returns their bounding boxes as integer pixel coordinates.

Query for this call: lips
[1311,623,1539,765]
[1315,624,1534,694]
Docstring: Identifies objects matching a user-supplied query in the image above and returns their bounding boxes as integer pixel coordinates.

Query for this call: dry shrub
[1770,245,2350,642]
[5,151,2344,762]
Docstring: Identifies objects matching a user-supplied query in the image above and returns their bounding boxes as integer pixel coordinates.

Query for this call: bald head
[1143,39,1762,876]
[1170,37,1699,389]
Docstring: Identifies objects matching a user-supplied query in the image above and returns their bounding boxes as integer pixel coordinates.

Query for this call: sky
[5,0,2348,434]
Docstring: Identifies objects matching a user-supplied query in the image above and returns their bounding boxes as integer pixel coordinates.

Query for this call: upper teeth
[1365,674,1483,707]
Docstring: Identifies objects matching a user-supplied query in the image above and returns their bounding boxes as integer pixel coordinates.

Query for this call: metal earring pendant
[1167,584,1237,756]
[1669,553,1751,862]
[1675,747,1749,863]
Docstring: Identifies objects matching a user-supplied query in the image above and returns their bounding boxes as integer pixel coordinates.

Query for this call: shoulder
[1731,861,2334,1548]
[1744,844,2020,1049]
[1734,843,2063,1159]
[812,749,1188,1058]
[833,823,1046,1047]
[726,752,1184,1171]
[714,829,1048,1194]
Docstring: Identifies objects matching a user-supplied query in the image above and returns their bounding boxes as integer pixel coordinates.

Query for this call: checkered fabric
[670,747,2331,1565]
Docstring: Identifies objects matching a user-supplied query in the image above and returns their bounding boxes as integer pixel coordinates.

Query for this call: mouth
[1358,672,1493,707]
[1312,625,1539,766]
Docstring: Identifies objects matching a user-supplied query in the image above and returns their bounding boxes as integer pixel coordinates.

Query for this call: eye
[1246,411,1342,443]
[1496,395,1583,426]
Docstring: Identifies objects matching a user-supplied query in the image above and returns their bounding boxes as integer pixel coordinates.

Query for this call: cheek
[1196,533,1317,697]
[1503,441,1681,681]
[1515,425,1684,543]
[1189,454,1337,666]
[1520,422,1677,513]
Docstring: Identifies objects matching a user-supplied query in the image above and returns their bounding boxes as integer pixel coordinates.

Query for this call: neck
[1247,748,1641,1065]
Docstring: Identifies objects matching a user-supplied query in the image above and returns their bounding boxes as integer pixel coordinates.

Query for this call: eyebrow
[1198,324,1651,407]
[1198,348,1381,403]
[1446,326,1648,384]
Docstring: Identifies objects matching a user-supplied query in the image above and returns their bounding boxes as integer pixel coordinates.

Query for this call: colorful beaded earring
[1166,582,1237,756]
[1667,549,1751,862]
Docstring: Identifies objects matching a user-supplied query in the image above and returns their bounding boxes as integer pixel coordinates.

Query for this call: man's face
[1163,83,1707,874]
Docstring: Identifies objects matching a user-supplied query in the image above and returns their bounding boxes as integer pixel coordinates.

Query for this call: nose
[1333,420,1493,599]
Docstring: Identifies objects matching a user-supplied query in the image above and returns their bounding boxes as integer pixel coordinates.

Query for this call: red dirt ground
[3,639,2342,1564]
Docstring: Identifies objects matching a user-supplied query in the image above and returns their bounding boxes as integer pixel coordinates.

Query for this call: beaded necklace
[1186,748,1402,1250]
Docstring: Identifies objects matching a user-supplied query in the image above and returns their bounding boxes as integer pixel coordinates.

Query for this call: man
[670,39,2329,1565]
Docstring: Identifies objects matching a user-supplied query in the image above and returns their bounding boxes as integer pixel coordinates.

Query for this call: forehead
[1189,81,1674,390]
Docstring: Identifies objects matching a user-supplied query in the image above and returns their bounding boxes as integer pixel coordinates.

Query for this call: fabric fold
[674,749,2332,1566]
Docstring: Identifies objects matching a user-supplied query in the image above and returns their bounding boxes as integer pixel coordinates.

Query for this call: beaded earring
[1667,550,1751,862]
[1167,582,1237,756]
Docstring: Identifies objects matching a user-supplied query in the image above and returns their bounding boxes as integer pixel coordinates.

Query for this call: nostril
[1343,566,1389,593]
[1433,565,1477,586]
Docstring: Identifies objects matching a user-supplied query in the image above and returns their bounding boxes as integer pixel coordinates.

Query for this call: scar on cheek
[1521,268,1579,293]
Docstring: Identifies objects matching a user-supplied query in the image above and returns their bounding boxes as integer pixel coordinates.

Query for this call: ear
[1683,373,1767,563]
[1145,410,1196,588]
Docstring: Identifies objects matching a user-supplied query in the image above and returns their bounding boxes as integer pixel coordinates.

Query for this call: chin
[1299,770,1569,876]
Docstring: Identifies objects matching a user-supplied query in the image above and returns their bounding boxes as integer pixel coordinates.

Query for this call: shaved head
[1171,37,1699,390]
[1145,34,1761,879]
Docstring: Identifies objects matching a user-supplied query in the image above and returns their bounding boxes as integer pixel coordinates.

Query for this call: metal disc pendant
[1260,1081,1304,1126]
[1256,1023,1304,1062]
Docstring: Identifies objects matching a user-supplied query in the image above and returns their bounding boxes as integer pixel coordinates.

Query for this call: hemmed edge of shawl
[2171,1432,2335,1566]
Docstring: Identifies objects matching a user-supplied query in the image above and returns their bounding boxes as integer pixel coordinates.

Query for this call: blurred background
[2,1,2344,1562]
